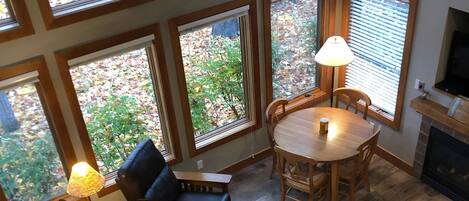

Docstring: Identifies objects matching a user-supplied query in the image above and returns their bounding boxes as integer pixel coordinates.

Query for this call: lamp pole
[330,66,336,107]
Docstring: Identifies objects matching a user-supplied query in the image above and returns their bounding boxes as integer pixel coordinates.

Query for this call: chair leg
[364,173,371,192]
[280,183,286,201]
[348,180,356,201]
[270,154,277,179]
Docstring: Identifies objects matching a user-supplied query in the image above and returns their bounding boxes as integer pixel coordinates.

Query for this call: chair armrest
[173,171,232,192]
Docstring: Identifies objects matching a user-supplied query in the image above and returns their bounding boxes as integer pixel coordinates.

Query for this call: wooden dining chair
[265,98,289,178]
[275,146,329,201]
[333,87,372,119]
[339,125,382,201]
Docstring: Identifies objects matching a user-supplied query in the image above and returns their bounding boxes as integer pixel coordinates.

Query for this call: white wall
[1,0,469,200]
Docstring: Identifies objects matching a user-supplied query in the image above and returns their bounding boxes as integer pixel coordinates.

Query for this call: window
[0,0,12,22]
[38,0,152,29]
[264,0,333,109]
[340,0,417,128]
[170,0,261,156]
[270,0,320,99]
[48,0,115,16]
[0,0,34,43]
[56,24,181,196]
[0,57,76,201]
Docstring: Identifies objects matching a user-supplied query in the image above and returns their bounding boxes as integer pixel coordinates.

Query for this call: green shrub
[0,133,66,200]
[85,95,149,174]
[186,37,246,135]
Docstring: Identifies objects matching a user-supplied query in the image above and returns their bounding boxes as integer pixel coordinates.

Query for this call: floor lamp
[314,36,354,106]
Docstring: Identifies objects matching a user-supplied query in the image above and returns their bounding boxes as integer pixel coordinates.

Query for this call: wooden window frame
[263,0,335,113]
[55,23,182,197]
[0,57,78,201]
[37,0,153,30]
[0,0,34,43]
[338,0,418,129]
[169,0,262,157]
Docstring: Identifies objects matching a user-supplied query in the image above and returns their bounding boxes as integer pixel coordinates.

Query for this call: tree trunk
[0,91,20,133]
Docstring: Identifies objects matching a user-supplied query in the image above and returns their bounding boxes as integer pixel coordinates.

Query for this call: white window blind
[345,0,410,115]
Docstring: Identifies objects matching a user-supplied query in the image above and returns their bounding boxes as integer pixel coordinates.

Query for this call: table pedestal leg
[331,161,339,201]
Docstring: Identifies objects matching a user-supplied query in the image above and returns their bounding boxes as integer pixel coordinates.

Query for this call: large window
[56,24,181,196]
[264,0,332,109]
[270,0,320,99]
[38,0,152,29]
[170,0,261,156]
[0,57,76,201]
[341,0,417,128]
[0,0,33,43]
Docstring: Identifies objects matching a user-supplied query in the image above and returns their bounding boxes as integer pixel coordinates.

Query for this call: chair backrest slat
[333,87,372,119]
[275,146,319,191]
[265,98,288,147]
[356,125,381,175]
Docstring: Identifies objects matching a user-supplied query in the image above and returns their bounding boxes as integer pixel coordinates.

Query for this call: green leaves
[85,95,149,174]
[186,36,247,136]
[0,133,67,200]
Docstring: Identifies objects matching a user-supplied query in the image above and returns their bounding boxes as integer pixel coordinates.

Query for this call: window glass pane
[0,0,11,21]
[0,83,67,200]
[345,0,409,115]
[48,0,103,7]
[48,0,113,16]
[70,48,166,175]
[49,0,82,7]
[271,0,320,99]
[180,17,247,137]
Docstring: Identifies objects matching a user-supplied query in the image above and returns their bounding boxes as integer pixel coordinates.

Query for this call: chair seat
[176,192,231,201]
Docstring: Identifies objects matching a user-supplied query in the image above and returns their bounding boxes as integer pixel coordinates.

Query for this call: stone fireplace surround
[411,97,469,178]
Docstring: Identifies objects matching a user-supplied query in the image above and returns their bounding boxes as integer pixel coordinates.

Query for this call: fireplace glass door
[422,127,469,201]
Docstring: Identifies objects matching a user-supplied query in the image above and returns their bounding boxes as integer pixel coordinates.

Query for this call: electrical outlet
[414,79,425,90]
[196,160,203,170]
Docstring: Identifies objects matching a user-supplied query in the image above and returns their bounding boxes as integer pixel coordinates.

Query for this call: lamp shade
[315,36,354,67]
[67,162,105,198]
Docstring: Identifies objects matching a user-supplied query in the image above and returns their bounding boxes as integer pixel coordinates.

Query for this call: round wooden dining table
[274,107,373,201]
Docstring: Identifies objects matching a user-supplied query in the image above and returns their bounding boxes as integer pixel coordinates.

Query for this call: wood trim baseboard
[217,147,272,174]
[375,146,414,176]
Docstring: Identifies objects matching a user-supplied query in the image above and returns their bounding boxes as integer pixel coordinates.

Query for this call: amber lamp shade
[67,162,105,198]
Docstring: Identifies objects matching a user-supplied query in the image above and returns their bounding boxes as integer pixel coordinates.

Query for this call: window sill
[275,88,329,118]
[366,105,398,129]
[38,0,153,30]
[337,96,400,129]
[189,119,261,157]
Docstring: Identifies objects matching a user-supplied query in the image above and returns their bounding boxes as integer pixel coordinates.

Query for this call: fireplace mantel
[410,97,469,136]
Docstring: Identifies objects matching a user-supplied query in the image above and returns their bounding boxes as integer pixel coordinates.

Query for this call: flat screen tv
[436,31,469,97]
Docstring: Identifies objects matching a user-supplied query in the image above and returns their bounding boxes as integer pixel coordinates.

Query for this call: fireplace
[421,127,469,201]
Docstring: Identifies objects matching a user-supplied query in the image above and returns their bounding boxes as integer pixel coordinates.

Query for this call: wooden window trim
[0,0,34,43]
[37,0,153,30]
[55,23,182,197]
[338,0,418,129]
[263,0,335,114]
[169,0,262,157]
[0,57,78,201]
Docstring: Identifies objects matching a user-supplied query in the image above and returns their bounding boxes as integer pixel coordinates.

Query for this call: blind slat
[345,0,410,115]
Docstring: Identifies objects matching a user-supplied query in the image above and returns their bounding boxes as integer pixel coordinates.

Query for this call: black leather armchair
[116,139,232,201]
